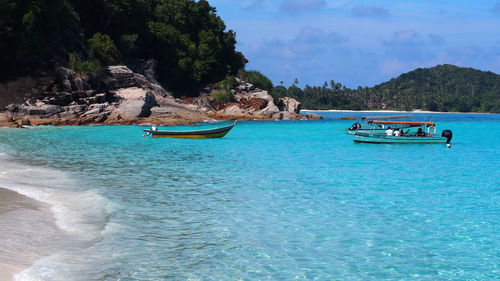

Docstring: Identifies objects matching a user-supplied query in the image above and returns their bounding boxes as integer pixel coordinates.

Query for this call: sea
[0,112,498,281]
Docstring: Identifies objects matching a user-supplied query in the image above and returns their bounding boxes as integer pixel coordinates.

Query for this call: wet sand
[0,187,59,280]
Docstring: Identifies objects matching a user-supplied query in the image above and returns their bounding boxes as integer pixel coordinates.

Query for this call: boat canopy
[362,115,411,120]
[368,120,435,126]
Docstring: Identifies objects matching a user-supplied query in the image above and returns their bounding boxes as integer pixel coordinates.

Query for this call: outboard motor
[441,130,453,144]
[349,122,361,131]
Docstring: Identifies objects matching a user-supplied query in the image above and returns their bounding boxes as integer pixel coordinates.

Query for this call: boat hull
[350,133,448,144]
[143,122,236,139]
[151,129,232,139]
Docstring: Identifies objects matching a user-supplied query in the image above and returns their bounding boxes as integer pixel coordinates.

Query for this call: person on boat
[393,128,401,136]
[349,122,361,131]
[385,127,394,136]
[416,128,426,136]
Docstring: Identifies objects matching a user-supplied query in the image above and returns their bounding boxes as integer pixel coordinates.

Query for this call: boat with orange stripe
[345,119,453,146]
[143,121,237,139]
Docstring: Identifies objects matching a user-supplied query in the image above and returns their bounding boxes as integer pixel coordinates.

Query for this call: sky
[209,0,500,88]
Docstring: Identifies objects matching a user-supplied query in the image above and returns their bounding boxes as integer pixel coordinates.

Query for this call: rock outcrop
[305,113,323,120]
[277,97,301,114]
[112,87,158,118]
[208,81,309,120]
[1,64,316,127]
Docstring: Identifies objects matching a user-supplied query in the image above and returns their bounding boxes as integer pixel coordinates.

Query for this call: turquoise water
[0,112,498,280]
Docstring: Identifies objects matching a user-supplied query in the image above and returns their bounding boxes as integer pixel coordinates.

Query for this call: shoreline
[0,187,56,281]
[301,109,496,114]
[0,153,112,280]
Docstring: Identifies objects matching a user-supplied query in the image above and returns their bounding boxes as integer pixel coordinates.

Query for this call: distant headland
[278,64,499,113]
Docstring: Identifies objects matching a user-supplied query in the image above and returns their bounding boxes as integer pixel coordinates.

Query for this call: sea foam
[0,147,114,280]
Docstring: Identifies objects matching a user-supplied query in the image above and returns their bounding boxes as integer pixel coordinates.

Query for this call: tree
[238,70,273,91]
[0,0,83,75]
[88,33,121,65]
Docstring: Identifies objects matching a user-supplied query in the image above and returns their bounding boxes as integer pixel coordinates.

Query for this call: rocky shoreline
[0,65,322,128]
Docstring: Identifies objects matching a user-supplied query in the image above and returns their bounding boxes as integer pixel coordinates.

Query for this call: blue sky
[210,0,500,88]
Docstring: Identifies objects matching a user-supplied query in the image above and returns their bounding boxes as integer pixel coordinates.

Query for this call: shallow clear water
[0,112,498,280]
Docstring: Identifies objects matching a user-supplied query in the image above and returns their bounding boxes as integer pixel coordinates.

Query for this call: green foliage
[211,90,234,103]
[277,65,500,113]
[68,53,102,79]
[238,70,273,91]
[268,91,281,104]
[272,85,287,97]
[1,0,246,92]
[119,33,139,56]
[218,76,238,91]
[212,74,237,103]
[142,0,246,92]
[88,33,121,65]
[0,0,83,73]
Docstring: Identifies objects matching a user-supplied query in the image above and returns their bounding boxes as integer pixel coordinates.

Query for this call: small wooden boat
[143,121,237,139]
[345,120,453,145]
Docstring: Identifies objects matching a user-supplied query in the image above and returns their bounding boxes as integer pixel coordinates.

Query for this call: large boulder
[80,107,103,118]
[16,104,62,116]
[70,78,91,91]
[277,97,301,114]
[106,65,134,79]
[258,102,280,117]
[239,97,267,111]
[132,73,170,97]
[149,95,210,121]
[235,90,273,104]
[54,67,72,80]
[79,112,108,124]
[41,92,74,106]
[82,93,108,105]
[232,89,280,118]
[104,66,137,90]
[63,104,87,115]
[105,65,172,97]
[190,95,219,112]
[235,78,255,92]
[218,104,254,118]
[79,104,112,123]
[113,87,159,118]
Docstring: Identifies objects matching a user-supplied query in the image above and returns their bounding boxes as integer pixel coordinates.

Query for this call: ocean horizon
[0,112,498,280]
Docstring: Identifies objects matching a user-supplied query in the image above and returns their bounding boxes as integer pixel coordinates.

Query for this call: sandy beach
[0,187,61,281]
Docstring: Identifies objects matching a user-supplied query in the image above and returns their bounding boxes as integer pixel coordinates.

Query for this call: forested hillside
[0,0,246,92]
[275,65,500,113]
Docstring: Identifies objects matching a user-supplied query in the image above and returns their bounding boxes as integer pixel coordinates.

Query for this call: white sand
[0,187,59,281]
